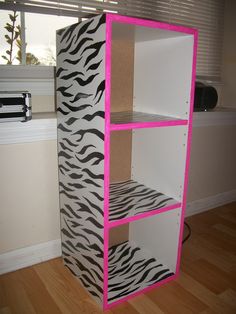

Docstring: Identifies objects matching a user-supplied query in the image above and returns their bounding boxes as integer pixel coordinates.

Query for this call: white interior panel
[112,22,187,42]
[129,208,181,272]
[135,26,189,42]
[133,36,194,119]
[131,126,187,201]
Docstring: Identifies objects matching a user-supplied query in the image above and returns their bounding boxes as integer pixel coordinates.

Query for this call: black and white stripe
[56,14,106,304]
[109,180,177,221]
[108,241,174,303]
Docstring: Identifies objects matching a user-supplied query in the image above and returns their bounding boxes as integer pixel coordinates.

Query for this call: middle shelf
[110,111,188,131]
[109,179,180,225]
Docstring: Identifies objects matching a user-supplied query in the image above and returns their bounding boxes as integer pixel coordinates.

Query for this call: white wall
[188,125,236,202]
[0,140,60,254]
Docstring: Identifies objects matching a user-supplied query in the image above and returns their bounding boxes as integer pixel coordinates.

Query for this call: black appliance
[194,82,218,111]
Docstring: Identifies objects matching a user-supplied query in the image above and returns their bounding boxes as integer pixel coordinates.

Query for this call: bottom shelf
[108,241,175,304]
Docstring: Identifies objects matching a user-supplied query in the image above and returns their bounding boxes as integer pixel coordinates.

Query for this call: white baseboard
[186,189,236,217]
[0,239,61,275]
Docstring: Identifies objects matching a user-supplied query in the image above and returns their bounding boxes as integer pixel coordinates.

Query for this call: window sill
[193,107,236,127]
[0,108,236,145]
[0,112,57,145]
[0,65,55,79]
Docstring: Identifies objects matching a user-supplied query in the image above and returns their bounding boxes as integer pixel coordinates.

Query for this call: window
[0,10,78,65]
[0,0,225,80]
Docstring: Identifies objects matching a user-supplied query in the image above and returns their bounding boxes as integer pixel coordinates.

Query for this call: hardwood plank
[219,289,236,309]
[0,271,37,314]
[34,259,107,314]
[217,212,236,224]
[128,295,164,314]
[0,307,12,314]
[15,267,62,314]
[213,223,236,238]
[182,258,235,294]
[147,281,207,314]
[110,302,140,314]
[185,220,236,254]
[182,232,236,273]
[0,276,7,309]
[177,271,236,314]
[200,309,219,314]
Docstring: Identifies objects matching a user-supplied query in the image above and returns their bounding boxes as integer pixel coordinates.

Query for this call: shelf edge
[108,202,181,228]
[110,120,188,131]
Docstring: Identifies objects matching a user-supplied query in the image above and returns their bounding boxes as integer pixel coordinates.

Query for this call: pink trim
[102,13,198,308]
[175,30,198,275]
[107,13,196,35]
[110,120,188,131]
[108,202,181,229]
[103,14,112,309]
[104,273,178,310]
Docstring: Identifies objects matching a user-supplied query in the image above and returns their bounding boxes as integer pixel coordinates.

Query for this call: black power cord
[182,221,191,244]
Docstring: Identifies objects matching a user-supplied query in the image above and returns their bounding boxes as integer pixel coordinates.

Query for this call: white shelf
[109,180,179,223]
[111,111,187,130]
[108,241,174,303]
[111,111,186,125]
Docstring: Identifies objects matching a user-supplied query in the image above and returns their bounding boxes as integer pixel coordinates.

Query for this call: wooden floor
[0,202,235,313]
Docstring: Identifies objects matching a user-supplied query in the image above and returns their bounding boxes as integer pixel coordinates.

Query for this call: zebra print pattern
[108,241,174,303]
[56,14,106,304]
[109,180,177,221]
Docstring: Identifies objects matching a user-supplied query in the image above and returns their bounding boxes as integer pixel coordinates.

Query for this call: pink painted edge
[108,202,181,229]
[110,119,188,131]
[107,13,197,35]
[175,30,198,276]
[103,14,112,310]
[104,273,178,310]
[103,12,198,308]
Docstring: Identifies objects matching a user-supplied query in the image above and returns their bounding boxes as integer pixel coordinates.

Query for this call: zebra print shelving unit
[56,13,197,310]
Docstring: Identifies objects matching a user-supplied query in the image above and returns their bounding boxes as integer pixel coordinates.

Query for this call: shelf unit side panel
[110,24,134,113]
[129,208,181,272]
[133,36,194,119]
[56,14,106,305]
[131,127,188,201]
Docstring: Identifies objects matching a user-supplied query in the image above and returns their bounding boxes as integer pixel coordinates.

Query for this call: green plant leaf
[6,50,11,55]
[14,32,20,40]
[9,14,17,22]
[5,25,13,33]
[5,35,12,44]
